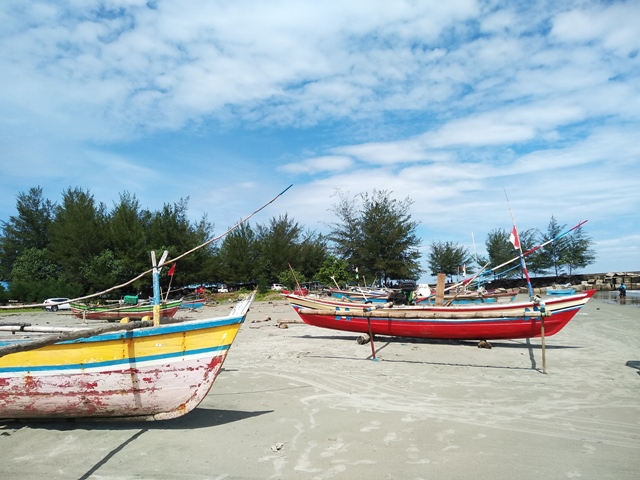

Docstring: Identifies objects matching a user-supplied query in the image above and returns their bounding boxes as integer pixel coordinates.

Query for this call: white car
[271,284,285,291]
[44,297,71,312]
[217,285,229,293]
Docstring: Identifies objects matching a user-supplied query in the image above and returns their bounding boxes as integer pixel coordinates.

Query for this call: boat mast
[504,189,534,299]
[151,250,169,326]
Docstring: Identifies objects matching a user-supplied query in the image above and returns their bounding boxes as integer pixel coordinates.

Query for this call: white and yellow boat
[0,293,254,421]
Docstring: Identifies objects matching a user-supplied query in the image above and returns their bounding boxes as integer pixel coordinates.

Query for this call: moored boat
[288,290,595,341]
[545,288,576,295]
[70,298,182,321]
[0,293,255,420]
[179,296,205,309]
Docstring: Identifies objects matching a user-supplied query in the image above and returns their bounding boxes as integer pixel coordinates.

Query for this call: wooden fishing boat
[288,290,595,340]
[0,293,255,420]
[416,288,519,305]
[179,296,205,309]
[545,288,576,295]
[70,299,182,321]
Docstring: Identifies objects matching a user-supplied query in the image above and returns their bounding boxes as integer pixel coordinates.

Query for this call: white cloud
[280,155,354,174]
[1,0,639,278]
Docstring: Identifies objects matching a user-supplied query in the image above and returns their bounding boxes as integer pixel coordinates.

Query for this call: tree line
[0,186,596,303]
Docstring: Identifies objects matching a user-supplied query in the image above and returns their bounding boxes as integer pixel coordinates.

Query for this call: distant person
[618,283,627,300]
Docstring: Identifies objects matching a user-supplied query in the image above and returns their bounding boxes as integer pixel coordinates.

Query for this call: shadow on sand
[625,360,640,376]
[297,334,580,373]
[1,407,271,431]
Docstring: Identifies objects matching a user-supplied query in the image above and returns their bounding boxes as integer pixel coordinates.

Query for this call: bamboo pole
[435,273,446,306]
[540,315,547,374]
[367,317,376,360]
[0,321,152,358]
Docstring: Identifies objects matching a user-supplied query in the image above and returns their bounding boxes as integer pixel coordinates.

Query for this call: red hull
[294,290,595,340]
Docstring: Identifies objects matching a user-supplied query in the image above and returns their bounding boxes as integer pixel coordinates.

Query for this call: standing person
[618,282,627,303]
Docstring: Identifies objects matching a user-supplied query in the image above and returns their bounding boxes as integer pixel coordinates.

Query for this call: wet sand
[1,296,639,479]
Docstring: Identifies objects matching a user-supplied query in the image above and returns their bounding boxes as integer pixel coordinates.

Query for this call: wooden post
[540,316,547,374]
[367,317,376,360]
[151,250,168,326]
[435,273,446,306]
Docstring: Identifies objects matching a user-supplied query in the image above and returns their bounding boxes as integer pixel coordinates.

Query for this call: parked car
[217,285,229,293]
[44,297,71,312]
[271,284,285,291]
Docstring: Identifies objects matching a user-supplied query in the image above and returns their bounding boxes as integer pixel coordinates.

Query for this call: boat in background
[70,298,182,321]
[179,296,205,309]
[289,290,596,341]
[416,288,519,305]
[0,293,255,420]
[546,288,576,295]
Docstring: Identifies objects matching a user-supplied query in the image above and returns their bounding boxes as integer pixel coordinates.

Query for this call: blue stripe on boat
[0,344,230,374]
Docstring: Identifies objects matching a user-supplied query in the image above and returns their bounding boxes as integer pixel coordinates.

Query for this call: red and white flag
[509,226,521,249]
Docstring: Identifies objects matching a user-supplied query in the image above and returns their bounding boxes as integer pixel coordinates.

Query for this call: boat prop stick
[151,250,168,326]
[0,185,293,311]
[367,317,377,361]
[288,263,302,293]
[504,189,533,298]
[0,321,152,359]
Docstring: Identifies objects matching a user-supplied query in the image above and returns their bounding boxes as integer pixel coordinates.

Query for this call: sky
[1,0,639,283]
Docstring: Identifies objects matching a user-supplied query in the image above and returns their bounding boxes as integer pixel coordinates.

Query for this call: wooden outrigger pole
[505,189,546,373]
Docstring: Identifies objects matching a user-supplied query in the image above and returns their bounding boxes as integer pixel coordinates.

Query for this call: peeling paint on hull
[0,295,254,420]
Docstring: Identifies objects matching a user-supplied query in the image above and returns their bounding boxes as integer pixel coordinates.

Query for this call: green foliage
[80,250,127,293]
[327,189,422,283]
[254,214,326,283]
[10,248,58,281]
[0,187,221,302]
[562,226,596,275]
[277,268,306,290]
[107,192,152,281]
[8,278,83,303]
[484,227,539,278]
[218,222,258,283]
[47,187,108,288]
[256,214,302,282]
[532,221,596,277]
[0,185,599,303]
[316,256,351,287]
[534,216,567,276]
[0,186,54,279]
[296,231,328,281]
[426,241,473,281]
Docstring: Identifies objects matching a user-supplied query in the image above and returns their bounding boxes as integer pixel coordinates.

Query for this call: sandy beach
[1,295,639,479]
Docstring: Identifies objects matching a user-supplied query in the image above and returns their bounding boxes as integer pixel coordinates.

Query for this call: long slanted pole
[505,189,546,373]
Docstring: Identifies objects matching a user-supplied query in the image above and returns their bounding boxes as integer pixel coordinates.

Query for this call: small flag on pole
[509,226,521,249]
[167,263,176,276]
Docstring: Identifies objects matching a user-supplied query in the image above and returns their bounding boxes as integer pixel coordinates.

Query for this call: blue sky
[1,0,639,282]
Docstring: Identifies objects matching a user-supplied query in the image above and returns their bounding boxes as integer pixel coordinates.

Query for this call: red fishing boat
[288,290,595,340]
